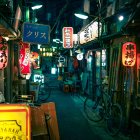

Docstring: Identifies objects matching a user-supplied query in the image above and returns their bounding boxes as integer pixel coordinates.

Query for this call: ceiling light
[74,13,88,19]
[74,11,96,20]
[118,15,124,21]
[31,5,42,10]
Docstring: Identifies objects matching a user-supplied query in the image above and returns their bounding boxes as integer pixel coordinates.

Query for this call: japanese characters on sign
[0,104,31,140]
[19,41,31,75]
[0,36,8,70]
[22,22,50,44]
[122,42,136,67]
[63,27,73,48]
[79,21,102,45]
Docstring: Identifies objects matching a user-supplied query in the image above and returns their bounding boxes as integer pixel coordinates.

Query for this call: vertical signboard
[19,41,31,75]
[63,27,73,48]
[122,42,136,67]
[0,104,31,140]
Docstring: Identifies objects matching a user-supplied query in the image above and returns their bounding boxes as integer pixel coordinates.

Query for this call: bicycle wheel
[84,97,104,122]
[37,83,51,103]
[106,103,123,136]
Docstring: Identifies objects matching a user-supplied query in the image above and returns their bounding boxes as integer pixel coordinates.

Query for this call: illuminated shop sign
[19,42,31,75]
[23,22,50,44]
[63,27,73,48]
[0,36,8,70]
[77,53,83,60]
[30,52,40,69]
[122,42,136,67]
[0,104,31,140]
[79,21,102,44]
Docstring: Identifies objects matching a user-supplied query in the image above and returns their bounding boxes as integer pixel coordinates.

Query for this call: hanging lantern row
[122,42,136,67]
[0,36,8,70]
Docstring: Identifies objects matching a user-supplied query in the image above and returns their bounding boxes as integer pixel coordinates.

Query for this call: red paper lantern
[19,41,31,75]
[122,42,136,67]
[0,36,8,70]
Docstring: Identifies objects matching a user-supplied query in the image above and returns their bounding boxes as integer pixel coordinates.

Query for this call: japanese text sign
[19,41,31,75]
[122,42,136,67]
[22,23,50,44]
[63,27,73,48]
[0,104,31,140]
[79,21,102,44]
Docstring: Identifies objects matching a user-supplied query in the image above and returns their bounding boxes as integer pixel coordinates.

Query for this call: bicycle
[37,82,52,103]
[37,75,59,103]
[84,84,123,136]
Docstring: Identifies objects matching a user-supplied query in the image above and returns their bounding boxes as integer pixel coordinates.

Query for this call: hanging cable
[50,0,69,34]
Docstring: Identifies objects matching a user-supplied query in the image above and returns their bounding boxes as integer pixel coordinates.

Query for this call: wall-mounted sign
[0,36,8,70]
[77,53,83,60]
[63,27,73,48]
[19,41,31,75]
[122,42,136,67]
[0,104,31,140]
[58,56,65,63]
[73,34,78,45]
[79,21,102,45]
[22,22,50,44]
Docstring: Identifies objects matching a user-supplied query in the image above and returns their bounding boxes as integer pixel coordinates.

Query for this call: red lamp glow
[0,36,8,70]
[122,42,136,67]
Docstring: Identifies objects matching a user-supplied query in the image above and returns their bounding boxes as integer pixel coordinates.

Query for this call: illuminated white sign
[79,21,102,44]
[77,53,83,60]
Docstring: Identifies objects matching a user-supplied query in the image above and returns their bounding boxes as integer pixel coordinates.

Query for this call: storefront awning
[0,13,18,40]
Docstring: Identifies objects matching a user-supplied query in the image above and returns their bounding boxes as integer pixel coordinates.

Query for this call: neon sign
[19,42,31,75]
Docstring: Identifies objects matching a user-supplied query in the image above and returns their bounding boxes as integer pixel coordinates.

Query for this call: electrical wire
[50,0,69,34]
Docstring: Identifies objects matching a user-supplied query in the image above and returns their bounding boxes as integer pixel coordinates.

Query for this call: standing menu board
[0,104,31,140]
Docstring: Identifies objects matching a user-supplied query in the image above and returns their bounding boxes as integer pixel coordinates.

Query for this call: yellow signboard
[0,104,31,140]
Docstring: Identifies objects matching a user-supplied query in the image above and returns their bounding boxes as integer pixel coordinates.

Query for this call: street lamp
[74,11,97,20]
[31,4,43,10]
[30,3,43,23]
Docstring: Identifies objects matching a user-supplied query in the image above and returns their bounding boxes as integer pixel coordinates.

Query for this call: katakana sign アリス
[22,22,50,44]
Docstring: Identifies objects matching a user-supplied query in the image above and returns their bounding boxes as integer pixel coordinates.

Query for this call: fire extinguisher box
[0,104,31,140]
